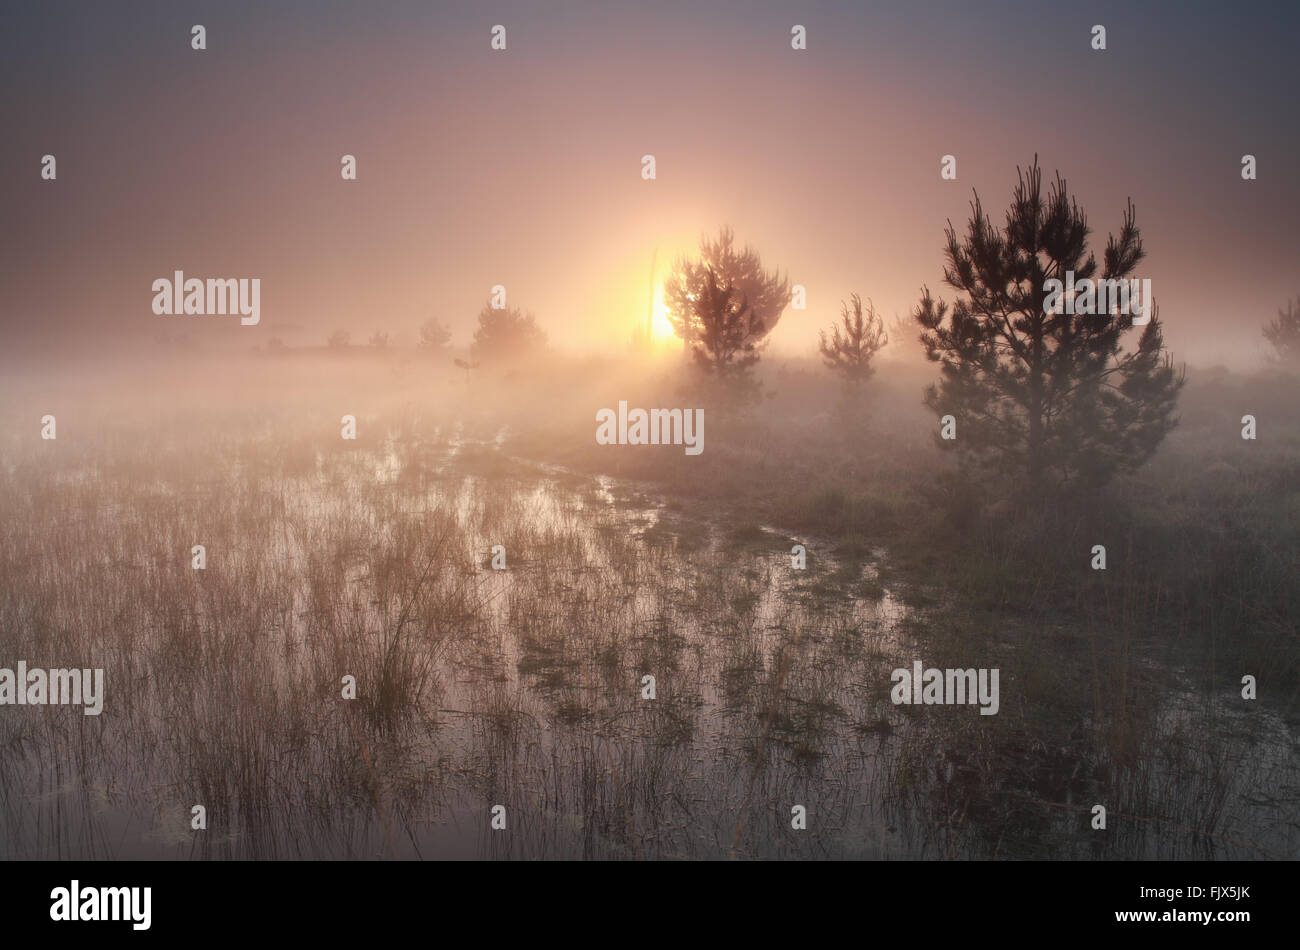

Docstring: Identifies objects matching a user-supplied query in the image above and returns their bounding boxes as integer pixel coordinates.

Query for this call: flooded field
[1,400,1294,860]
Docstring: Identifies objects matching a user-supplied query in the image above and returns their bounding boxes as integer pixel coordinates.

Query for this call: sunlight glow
[651,283,676,341]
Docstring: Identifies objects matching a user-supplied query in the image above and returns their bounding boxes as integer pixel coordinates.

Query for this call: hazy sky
[2,0,1297,367]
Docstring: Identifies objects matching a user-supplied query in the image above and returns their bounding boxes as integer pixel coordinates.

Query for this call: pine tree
[665,227,788,387]
[914,157,1184,492]
[680,269,762,375]
[419,317,452,348]
[470,302,546,364]
[1263,296,1300,368]
[819,293,888,386]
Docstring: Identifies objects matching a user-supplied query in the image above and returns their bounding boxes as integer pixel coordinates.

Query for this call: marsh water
[0,422,1294,860]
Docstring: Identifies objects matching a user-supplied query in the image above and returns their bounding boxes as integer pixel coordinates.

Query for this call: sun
[651,283,677,342]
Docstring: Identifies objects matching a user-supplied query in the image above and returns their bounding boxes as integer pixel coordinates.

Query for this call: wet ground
[0,423,1294,859]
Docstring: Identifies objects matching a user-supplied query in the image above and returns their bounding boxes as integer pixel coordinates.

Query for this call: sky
[1,0,1297,368]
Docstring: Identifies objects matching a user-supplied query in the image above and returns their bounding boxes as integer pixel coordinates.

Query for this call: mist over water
[1,347,1295,859]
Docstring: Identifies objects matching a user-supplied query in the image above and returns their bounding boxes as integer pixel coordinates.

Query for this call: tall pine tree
[914,157,1184,492]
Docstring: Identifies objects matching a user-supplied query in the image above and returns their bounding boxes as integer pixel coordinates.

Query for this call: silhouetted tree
[678,269,765,376]
[820,294,888,385]
[666,229,788,348]
[914,157,1184,492]
[665,228,788,398]
[1263,296,1300,368]
[419,317,452,348]
[470,302,546,363]
[327,329,351,348]
[368,330,389,348]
